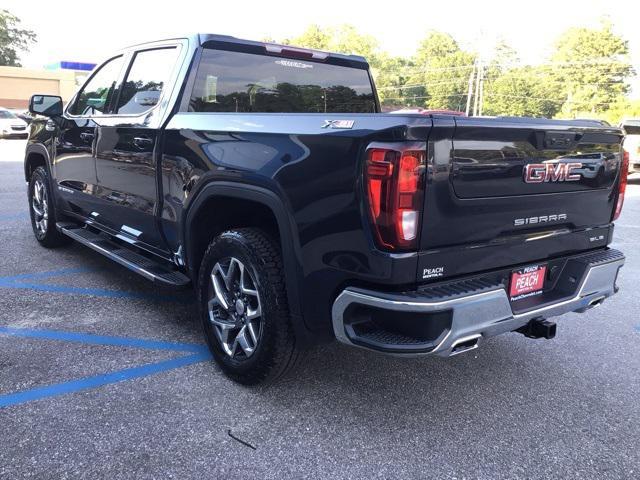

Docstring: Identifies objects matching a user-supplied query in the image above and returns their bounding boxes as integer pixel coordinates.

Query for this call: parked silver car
[0,108,29,139]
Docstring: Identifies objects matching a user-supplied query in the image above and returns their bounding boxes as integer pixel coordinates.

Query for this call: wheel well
[187,196,282,278]
[25,152,46,182]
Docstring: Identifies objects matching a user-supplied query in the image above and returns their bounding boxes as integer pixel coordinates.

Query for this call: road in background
[1,139,639,479]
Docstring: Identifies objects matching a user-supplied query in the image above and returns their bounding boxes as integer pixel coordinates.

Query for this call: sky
[4,0,640,93]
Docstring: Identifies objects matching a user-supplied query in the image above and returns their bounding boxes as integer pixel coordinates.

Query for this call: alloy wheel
[31,178,49,235]
[207,257,263,359]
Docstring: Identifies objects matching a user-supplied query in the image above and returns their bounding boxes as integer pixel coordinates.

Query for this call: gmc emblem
[524,163,582,183]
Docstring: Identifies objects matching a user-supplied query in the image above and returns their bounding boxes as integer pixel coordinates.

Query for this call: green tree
[567,98,640,125]
[483,66,560,117]
[551,21,633,116]
[283,24,332,50]
[0,9,36,67]
[282,24,413,107]
[371,53,419,108]
[284,24,378,59]
[408,32,475,111]
[272,23,638,119]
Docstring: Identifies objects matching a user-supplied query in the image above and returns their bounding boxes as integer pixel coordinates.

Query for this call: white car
[620,119,640,175]
[0,108,29,139]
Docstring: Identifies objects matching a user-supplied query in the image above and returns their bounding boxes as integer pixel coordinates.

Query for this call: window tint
[69,56,123,116]
[189,49,376,113]
[116,47,179,115]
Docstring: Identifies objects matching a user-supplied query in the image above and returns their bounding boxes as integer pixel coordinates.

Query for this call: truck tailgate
[417,116,624,282]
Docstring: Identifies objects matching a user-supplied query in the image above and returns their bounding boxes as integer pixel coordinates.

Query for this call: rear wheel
[28,166,70,248]
[198,228,299,385]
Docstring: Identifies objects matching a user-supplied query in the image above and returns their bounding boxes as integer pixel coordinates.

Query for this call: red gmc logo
[524,163,583,183]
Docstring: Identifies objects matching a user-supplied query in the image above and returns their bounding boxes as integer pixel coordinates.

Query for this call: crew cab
[24,34,626,384]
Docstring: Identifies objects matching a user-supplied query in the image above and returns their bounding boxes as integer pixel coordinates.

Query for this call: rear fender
[182,181,304,321]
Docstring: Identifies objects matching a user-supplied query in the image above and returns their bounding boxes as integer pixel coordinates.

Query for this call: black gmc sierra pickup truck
[24,34,627,384]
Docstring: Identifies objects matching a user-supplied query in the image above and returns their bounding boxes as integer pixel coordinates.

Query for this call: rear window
[189,49,375,113]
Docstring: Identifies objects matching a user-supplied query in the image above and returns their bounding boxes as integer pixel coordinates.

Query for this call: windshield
[189,49,376,113]
[0,110,17,119]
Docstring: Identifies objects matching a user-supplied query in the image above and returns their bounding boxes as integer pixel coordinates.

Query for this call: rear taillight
[365,147,425,251]
[613,149,629,221]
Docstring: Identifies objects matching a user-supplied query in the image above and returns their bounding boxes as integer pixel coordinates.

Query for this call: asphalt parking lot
[0,139,639,479]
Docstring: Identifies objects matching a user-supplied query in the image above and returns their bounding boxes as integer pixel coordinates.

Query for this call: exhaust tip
[588,296,605,308]
[450,335,481,356]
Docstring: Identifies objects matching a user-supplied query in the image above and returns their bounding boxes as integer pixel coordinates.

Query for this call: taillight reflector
[365,147,425,251]
[613,149,629,221]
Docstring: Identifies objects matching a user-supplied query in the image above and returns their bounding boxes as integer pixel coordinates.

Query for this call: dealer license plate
[509,264,547,301]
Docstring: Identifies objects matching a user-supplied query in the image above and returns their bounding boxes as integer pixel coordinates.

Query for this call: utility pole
[473,60,483,117]
[478,65,485,116]
[465,63,475,116]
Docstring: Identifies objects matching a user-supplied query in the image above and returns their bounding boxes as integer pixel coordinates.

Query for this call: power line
[376,78,631,92]
[379,57,634,75]
[382,92,618,107]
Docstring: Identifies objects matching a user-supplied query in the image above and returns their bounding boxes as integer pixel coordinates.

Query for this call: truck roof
[198,33,369,69]
[123,33,370,70]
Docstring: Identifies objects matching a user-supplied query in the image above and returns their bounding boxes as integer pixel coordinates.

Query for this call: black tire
[28,166,71,248]
[197,228,300,385]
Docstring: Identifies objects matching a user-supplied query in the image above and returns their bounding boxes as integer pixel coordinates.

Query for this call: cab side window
[116,47,179,115]
[69,56,124,116]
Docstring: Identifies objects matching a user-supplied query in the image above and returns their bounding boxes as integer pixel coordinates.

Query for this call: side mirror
[29,95,63,117]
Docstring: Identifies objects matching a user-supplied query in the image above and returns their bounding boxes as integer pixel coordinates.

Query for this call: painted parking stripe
[0,212,28,221]
[0,327,209,354]
[0,281,188,302]
[0,267,95,282]
[0,351,211,409]
[0,267,189,303]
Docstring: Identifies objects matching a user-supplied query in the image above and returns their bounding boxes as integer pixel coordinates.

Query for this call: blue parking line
[0,351,212,409]
[0,212,28,221]
[0,281,187,302]
[0,267,189,303]
[0,267,96,282]
[0,327,209,354]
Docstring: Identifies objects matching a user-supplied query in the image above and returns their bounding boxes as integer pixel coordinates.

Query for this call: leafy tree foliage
[283,24,378,60]
[550,22,634,116]
[0,9,36,67]
[275,22,636,121]
[483,66,559,117]
[371,53,418,107]
[406,32,475,111]
[283,24,410,106]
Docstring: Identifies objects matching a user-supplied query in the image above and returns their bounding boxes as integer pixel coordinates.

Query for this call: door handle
[79,132,94,142]
[132,136,153,149]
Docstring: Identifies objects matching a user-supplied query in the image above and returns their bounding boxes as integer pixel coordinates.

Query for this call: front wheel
[197,228,300,385]
[28,166,71,248]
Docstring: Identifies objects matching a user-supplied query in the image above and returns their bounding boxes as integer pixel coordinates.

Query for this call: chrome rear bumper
[332,249,624,357]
